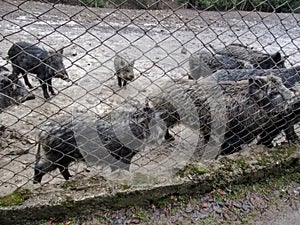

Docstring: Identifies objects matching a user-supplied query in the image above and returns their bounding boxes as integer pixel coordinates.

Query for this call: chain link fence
[1,0,300,197]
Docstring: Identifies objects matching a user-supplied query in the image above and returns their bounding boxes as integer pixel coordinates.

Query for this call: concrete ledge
[1,145,300,224]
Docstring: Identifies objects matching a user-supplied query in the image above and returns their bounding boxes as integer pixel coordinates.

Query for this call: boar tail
[35,141,42,164]
[35,130,44,163]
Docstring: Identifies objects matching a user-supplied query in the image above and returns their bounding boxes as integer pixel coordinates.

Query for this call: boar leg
[23,73,33,89]
[10,66,21,84]
[164,129,175,141]
[58,166,72,180]
[117,76,122,87]
[41,82,50,99]
[47,79,56,95]
[284,126,300,144]
[123,79,127,87]
[34,161,57,183]
[257,129,278,148]
[188,75,194,80]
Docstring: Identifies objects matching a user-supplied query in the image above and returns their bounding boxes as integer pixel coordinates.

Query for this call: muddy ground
[1,0,300,205]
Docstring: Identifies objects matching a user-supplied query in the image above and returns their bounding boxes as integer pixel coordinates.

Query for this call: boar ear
[266,73,281,84]
[57,48,64,54]
[272,52,282,62]
[248,76,265,95]
[283,55,289,60]
[248,77,267,102]
[248,77,255,93]
[1,76,12,87]
[6,73,15,82]
[120,60,126,67]
[48,50,55,55]
[154,109,168,119]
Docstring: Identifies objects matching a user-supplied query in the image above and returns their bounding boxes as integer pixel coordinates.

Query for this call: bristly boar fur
[8,41,70,99]
[34,108,167,183]
[207,66,300,145]
[149,75,296,156]
[210,43,286,69]
[188,51,253,80]
[114,53,135,87]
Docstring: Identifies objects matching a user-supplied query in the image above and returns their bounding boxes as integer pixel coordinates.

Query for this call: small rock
[263,194,270,201]
[201,202,210,208]
[8,149,29,155]
[273,190,280,196]
[125,209,132,217]
[225,187,232,193]
[213,205,223,214]
[115,218,123,224]
[130,218,140,224]
[241,201,252,211]
[233,202,241,208]
[27,139,35,144]
[0,141,9,148]
[185,204,193,213]
[223,211,231,220]
[191,211,207,220]
[216,201,224,207]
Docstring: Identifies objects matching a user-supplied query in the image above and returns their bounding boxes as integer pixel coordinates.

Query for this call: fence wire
[0,0,300,195]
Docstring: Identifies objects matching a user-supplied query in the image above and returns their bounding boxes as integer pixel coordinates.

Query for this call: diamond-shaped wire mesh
[1,0,300,196]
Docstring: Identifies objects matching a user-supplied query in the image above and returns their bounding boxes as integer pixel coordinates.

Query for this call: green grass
[180,0,300,13]
[177,164,207,177]
[134,208,150,221]
[122,183,131,190]
[0,189,31,206]
[80,0,105,8]
[235,159,249,171]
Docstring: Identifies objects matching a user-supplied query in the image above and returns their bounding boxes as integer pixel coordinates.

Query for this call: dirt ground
[28,172,300,225]
[1,0,300,218]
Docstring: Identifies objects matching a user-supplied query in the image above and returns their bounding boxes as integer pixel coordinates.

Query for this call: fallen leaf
[218,189,226,195]
[131,218,141,224]
[202,202,210,208]
[64,221,71,225]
